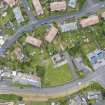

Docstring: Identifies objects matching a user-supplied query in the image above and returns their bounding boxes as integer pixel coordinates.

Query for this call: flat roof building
[45,26,58,43]
[68,0,77,8]
[13,7,24,24]
[26,36,42,47]
[80,15,99,28]
[60,22,78,32]
[50,1,66,12]
[3,0,18,7]
[32,0,44,16]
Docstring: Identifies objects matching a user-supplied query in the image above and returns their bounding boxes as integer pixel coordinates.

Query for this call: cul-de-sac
[1,0,105,105]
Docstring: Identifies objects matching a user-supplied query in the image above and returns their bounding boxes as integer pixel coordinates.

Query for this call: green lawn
[43,60,72,87]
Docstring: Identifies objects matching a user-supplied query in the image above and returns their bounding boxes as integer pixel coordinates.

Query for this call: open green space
[43,62,72,87]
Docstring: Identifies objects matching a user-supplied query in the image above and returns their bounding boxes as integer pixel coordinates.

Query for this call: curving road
[0,66,105,98]
[0,0,105,55]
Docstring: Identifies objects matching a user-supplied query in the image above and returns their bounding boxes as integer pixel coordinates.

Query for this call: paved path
[63,52,78,80]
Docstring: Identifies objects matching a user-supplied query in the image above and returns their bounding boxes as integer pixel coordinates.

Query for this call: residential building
[101,12,105,20]
[3,0,18,7]
[13,7,24,24]
[50,1,66,12]
[87,91,102,100]
[68,0,77,8]
[0,102,14,105]
[26,36,42,47]
[73,57,91,74]
[51,52,67,67]
[87,49,105,70]
[13,72,41,87]
[14,47,24,61]
[80,15,99,28]
[45,26,58,43]
[60,22,78,32]
[32,0,44,16]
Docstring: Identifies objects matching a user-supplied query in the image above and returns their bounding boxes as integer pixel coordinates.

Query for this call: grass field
[43,60,72,87]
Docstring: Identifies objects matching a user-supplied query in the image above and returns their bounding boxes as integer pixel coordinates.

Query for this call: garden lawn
[43,60,72,87]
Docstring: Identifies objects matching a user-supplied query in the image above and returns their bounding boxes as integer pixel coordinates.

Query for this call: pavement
[63,52,78,80]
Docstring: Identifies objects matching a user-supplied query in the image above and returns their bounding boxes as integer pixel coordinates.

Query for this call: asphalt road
[0,65,105,97]
[0,0,105,55]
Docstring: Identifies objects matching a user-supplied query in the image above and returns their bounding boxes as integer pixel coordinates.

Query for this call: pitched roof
[80,15,99,27]
[60,22,78,32]
[26,36,42,47]
[45,26,58,43]
[32,0,44,16]
[14,47,23,60]
[50,1,66,11]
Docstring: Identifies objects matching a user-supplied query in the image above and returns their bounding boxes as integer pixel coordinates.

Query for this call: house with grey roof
[60,22,78,32]
[51,52,67,67]
[73,57,91,74]
[68,0,77,8]
[13,7,24,24]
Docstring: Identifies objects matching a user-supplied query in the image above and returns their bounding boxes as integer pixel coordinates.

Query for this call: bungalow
[32,0,44,16]
[13,7,24,24]
[14,47,24,61]
[3,0,18,7]
[26,36,42,47]
[60,22,78,32]
[45,26,58,43]
[50,1,66,12]
[68,0,77,8]
[80,15,99,28]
